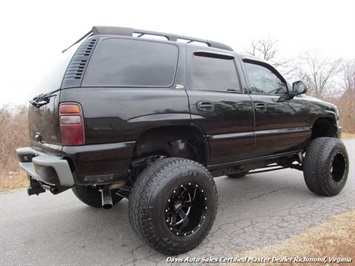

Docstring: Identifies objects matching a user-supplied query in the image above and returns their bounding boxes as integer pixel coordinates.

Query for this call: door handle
[255,103,266,111]
[197,101,214,112]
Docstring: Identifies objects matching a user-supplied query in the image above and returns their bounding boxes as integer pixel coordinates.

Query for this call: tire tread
[304,137,348,196]
[129,158,217,255]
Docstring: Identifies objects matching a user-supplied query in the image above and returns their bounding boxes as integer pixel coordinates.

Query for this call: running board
[248,165,287,175]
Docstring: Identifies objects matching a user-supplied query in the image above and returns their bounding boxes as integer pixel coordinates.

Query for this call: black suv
[17,26,349,255]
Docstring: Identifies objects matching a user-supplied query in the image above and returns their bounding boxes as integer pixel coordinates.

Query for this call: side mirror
[278,81,307,102]
[292,81,307,95]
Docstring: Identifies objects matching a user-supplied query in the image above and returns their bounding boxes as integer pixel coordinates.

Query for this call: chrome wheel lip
[164,182,207,237]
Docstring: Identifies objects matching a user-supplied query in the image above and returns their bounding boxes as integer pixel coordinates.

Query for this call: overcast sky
[0,0,354,106]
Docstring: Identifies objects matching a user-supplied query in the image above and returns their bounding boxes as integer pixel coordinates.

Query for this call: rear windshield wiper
[29,93,56,108]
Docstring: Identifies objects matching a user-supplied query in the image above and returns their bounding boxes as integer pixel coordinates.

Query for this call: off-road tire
[304,137,349,196]
[129,157,218,255]
[72,186,123,208]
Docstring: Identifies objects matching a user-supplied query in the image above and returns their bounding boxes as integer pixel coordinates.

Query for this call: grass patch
[342,132,355,140]
[0,171,28,192]
[232,209,355,266]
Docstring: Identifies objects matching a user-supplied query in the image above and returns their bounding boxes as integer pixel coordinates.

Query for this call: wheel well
[311,118,337,140]
[132,126,208,165]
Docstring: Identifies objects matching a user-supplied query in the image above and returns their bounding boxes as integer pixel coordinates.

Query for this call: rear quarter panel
[60,88,191,144]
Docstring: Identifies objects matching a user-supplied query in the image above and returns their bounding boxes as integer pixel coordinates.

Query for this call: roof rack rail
[62,26,234,53]
[92,26,234,51]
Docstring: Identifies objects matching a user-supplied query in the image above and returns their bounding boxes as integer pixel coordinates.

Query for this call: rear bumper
[17,141,136,186]
[16,147,74,186]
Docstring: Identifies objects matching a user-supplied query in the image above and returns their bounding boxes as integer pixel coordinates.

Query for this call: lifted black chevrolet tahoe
[17,26,349,255]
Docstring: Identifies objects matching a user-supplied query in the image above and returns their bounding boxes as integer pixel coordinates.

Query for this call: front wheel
[129,158,218,255]
[303,137,349,196]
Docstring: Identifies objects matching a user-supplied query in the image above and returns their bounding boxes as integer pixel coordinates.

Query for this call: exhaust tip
[102,203,113,209]
[101,186,113,209]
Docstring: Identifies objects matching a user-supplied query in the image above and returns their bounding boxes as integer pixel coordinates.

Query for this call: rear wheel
[129,158,217,255]
[303,137,349,196]
[72,186,123,208]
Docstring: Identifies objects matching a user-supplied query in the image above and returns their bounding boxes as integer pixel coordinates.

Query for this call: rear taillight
[59,103,85,145]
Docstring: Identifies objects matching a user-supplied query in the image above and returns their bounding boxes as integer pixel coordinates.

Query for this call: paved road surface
[1,140,354,265]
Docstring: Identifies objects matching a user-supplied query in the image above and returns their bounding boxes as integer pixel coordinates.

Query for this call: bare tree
[298,51,342,97]
[338,59,355,94]
[245,37,297,78]
[246,37,278,61]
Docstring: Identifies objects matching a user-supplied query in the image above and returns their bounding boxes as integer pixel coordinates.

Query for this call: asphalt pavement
[1,139,354,266]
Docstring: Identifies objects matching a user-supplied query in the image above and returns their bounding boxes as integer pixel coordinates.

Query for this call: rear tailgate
[28,43,80,155]
[28,92,62,155]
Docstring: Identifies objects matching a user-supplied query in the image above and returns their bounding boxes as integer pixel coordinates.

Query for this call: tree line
[245,37,355,98]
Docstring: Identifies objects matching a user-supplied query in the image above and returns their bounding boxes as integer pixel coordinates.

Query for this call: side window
[83,38,178,87]
[243,61,287,95]
[192,55,241,92]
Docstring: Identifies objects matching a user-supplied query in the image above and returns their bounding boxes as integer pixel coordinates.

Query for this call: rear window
[83,38,178,87]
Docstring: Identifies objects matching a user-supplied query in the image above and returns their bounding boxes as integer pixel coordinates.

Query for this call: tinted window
[83,39,178,87]
[192,55,241,92]
[243,62,287,95]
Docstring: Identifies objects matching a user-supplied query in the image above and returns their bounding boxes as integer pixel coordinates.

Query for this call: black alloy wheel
[164,182,207,237]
